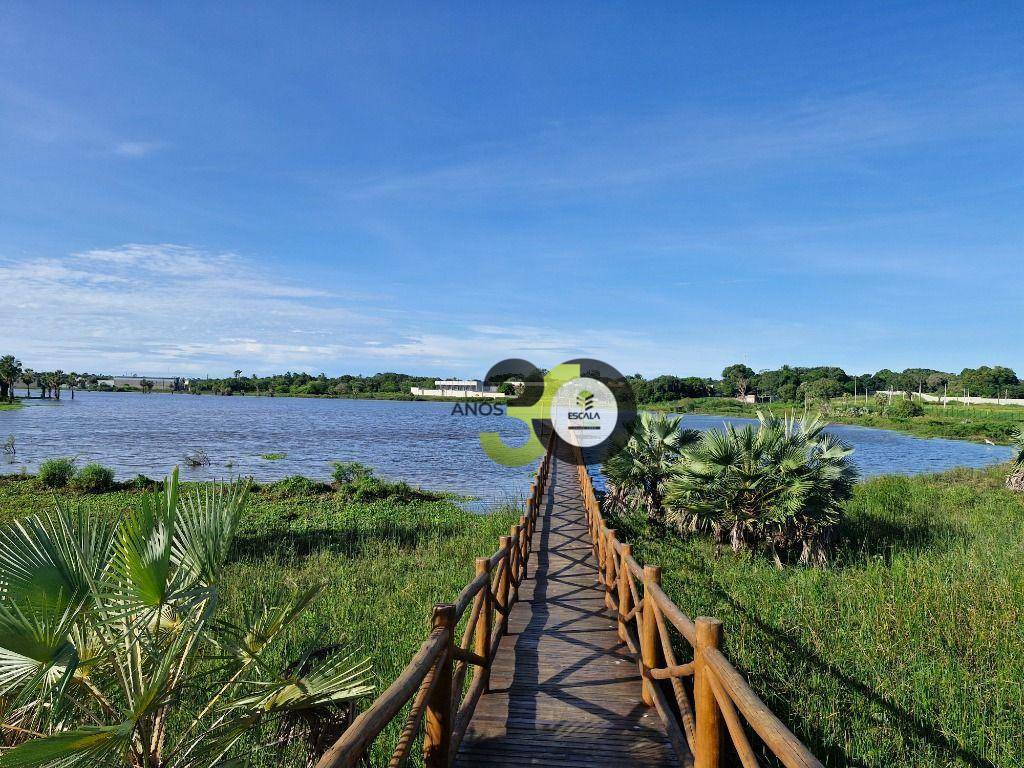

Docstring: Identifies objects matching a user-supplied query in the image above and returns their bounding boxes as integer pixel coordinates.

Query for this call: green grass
[647,396,1024,444]
[0,400,23,411]
[260,452,287,460]
[608,464,1024,767]
[0,473,519,766]
[2,463,1019,766]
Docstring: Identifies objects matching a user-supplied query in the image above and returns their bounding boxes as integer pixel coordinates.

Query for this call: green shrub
[264,475,331,499]
[337,474,438,503]
[37,457,76,488]
[260,452,286,460]
[331,460,374,485]
[70,463,116,493]
[131,474,159,491]
[887,397,925,419]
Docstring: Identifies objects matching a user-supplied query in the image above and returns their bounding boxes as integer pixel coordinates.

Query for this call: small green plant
[261,452,287,460]
[332,460,374,485]
[70,462,116,493]
[37,456,76,488]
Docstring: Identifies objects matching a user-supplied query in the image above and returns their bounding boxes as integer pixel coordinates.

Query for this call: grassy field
[648,396,1024,444]
[0,400,22,411]
[2,463,1020,766]
[0,472,519,766]
[608,464,1023,768]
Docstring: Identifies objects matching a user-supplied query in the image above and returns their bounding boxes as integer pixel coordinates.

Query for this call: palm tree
[0,468,372,766]
[0,355,22,402]
[601,412,700,521]
[665,412,857,566]
[1006,429,1024,493]
[20,369,34,398]
[51,369,65,400]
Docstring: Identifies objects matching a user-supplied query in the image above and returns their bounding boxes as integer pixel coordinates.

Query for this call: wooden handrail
[704,648,823,768]
[315,435,555,768]
[572,443,823,768]
[314,628,448,767]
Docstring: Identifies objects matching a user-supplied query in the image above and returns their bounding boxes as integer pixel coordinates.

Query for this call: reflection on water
[0,393,1014,503]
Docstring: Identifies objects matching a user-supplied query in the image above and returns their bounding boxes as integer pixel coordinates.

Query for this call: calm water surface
[0,393,1014,502]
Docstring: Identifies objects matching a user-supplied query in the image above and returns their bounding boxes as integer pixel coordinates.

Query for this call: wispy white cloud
[6,240,994,379]
[112,141,164,158]
[337,78,1024,202]
[0,244,378,374]
[0,243,755,377]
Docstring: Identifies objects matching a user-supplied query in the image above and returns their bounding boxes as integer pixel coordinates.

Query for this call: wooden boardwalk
[455,457,674,767]
[318,441,822,768]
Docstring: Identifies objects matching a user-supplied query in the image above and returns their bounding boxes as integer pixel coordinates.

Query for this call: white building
[410,379,514,399]
[99,376,191,391]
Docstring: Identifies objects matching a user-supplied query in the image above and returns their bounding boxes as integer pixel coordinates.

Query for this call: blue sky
[1,2,1021,378]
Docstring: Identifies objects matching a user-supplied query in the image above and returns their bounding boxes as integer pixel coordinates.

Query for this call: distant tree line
[188,370,438,398]
[635,363,1024,404]
[0,355,104,401]
[3,351,1021,404]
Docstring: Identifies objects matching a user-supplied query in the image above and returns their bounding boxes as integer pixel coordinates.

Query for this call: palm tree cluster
[603,411,857,566]
[0,469,372,767]
[0,358,76,401]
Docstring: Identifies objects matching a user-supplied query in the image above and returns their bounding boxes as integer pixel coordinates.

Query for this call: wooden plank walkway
[455,457,674,767]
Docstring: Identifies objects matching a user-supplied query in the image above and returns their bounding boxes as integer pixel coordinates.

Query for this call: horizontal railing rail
[315,437,555,768]
[573,444,823,768]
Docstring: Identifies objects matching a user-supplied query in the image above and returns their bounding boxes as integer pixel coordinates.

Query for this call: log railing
[574,446,823,768]
[314,437,555,768]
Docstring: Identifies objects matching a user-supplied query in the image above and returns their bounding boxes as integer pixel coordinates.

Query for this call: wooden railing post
[695,617,723,768]
[617,543,632,642]
[604,529,617,610]
[496,535,511,634]
[517,514,528,582]
[423,604,455,768]
[641,565,662,706]
[509,523,522,603]
[474,557,492,692]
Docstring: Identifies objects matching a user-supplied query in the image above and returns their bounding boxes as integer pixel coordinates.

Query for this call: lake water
[0,393,1014,503]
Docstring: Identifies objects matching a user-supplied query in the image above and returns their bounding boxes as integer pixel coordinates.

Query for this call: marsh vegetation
[0,467,518,766]
[607,463,1024,767]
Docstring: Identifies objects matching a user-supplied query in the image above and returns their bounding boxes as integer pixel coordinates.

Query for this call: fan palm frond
[666,411,857,564]
[0,468,373,766]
